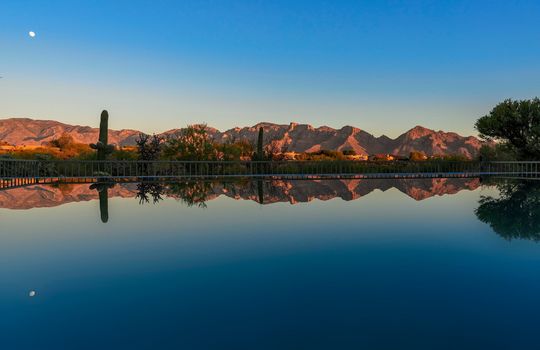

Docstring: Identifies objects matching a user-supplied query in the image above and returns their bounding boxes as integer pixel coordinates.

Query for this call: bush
[307,150,346,160]
[111,148,138,160]
[409,151,427,161]
[49,133,75,149]
[163,124,217,161]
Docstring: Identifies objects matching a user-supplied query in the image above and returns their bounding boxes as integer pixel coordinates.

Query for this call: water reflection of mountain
[225,178,481,204]
[0,183,137,210]
[0,178,481,210]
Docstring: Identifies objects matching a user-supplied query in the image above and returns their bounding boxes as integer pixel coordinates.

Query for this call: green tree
[216,138,253,161]
[475,98,540,160]
[163,124,217,160]
[477,144,517,161]
[136,133,163,161]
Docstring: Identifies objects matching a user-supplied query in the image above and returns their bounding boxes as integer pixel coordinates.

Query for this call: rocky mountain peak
[405,125,436,139]
[0,118,484,158]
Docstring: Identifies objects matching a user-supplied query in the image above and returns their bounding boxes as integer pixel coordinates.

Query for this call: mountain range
[0,118,483,158]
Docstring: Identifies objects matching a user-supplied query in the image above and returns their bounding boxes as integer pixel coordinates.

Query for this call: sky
[1,0,539,137]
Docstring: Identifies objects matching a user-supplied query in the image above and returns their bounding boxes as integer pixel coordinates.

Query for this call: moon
[28,31,36,38]
[29,290,36,297]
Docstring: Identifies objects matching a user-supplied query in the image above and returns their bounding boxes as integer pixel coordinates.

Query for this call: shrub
[409,151,427,161]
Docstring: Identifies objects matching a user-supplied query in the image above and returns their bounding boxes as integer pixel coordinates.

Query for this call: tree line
[2,98,539,162]
[476,98,540,160]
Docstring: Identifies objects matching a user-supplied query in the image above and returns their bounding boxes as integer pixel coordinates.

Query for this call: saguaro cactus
[257,127,264,160]
[90,110,114,160]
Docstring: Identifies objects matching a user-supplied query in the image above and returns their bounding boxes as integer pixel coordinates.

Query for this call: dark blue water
[1,179,539,349]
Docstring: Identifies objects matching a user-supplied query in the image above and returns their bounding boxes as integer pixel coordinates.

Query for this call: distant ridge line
[0,118,483,158]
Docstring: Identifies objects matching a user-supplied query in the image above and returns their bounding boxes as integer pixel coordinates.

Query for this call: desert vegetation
[2,98,540,164]
[476,98,540,160]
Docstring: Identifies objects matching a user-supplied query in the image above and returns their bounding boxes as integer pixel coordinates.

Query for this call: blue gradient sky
[1,0,539,137]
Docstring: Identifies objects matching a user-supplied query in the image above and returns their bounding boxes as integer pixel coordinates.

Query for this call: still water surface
[1,178,539,349]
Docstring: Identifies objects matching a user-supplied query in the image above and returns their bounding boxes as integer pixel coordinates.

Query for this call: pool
[1,178,539,349]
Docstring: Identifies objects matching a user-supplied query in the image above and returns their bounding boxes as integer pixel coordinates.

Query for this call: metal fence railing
[1,159,540,180]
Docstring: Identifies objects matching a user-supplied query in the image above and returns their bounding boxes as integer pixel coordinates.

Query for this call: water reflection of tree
[136,181,164,204]
[167,181,213,208]
[134,180,256,208]
[475,179,540,241]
